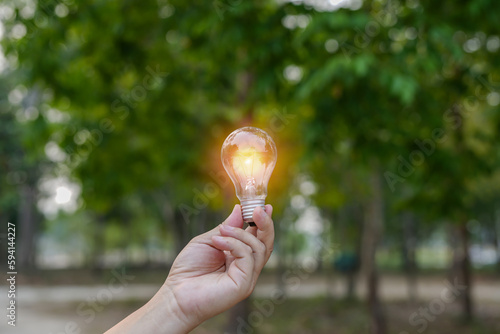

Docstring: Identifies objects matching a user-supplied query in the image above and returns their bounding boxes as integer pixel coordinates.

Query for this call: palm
[170,239,238,285]
[166,228,251,322]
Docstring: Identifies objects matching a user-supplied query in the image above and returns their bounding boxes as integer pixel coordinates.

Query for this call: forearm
[105,286,192,334]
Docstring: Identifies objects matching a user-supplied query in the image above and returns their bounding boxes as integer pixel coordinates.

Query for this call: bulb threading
[240,199,265,226]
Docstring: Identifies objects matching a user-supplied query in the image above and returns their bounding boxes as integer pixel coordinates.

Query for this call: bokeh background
[1,0,500,333]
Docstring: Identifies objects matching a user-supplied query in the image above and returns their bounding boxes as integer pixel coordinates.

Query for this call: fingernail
[256,206,267,219]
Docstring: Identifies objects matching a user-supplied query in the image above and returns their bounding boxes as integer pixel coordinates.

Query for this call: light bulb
[221,127,277,225]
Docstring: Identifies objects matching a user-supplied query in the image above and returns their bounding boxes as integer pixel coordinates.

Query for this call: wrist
[148,284,194,334]
[104,283,193,334]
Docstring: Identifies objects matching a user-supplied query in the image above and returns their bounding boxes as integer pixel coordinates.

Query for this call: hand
[165,204,275,332]
[105,204,274,334]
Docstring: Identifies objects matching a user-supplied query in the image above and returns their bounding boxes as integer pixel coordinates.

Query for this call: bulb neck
[240,199,266,226]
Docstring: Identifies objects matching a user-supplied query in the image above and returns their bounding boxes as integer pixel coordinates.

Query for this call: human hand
[163,204,274,332]
[105,204,274,334]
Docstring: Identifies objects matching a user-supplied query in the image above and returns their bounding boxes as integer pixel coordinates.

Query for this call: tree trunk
[346,271,356,299]
[337,206,358,300]
[402,213,417,303]
[90,214,106,273]
[325,209,337,299]
[361,166,387,334]
[275,217,287,298]
[224,299,251,334]
[495,210,500,273]
[152,192,189,256]
[0,213,5,266]
[195,207,208,237]
[367,269,386,334]
[457,222,473,321]
[448,104,473,320]
[173,208,190,253]
[17,184,38,270]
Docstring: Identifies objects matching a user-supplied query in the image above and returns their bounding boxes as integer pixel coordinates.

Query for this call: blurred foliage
[1,1,500,332]
[0,0,499,276]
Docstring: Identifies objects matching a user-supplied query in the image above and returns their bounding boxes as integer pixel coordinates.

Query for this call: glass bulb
[221,127,277,224]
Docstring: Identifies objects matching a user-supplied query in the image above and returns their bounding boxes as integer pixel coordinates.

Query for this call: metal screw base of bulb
[240,199,266,226]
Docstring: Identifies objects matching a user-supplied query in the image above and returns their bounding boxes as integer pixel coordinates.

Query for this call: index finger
[252,205,275,261]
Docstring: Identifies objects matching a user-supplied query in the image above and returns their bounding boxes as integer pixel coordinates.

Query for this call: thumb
[221,205,244,228]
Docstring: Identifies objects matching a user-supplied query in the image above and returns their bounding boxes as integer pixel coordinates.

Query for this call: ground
[0,272,498,333]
